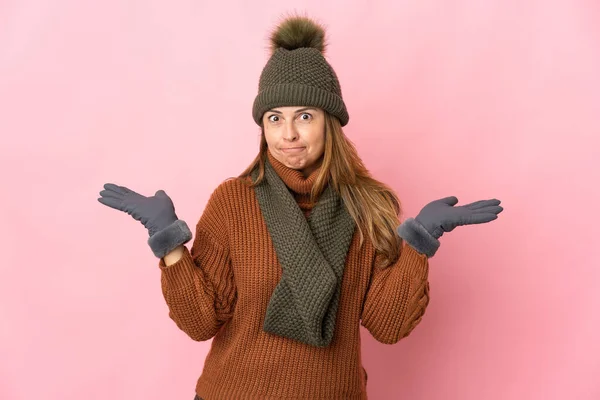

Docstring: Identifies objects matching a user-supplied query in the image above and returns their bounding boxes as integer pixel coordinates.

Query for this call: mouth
[281,147,305,153]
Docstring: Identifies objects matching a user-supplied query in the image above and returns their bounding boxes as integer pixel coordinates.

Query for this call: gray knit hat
[252,16,349,127]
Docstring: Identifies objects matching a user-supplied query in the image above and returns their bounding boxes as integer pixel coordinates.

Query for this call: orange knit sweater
[157,151,431,399]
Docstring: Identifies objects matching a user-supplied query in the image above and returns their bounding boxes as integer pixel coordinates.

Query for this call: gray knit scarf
[250,156,356,347]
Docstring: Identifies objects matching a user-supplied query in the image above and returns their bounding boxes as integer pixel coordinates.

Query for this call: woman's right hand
[97,183,179,237]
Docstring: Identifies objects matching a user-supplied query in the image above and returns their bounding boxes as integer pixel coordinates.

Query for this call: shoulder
[213,175,254,196]
[196,177,251,242]
[206,176,254,211]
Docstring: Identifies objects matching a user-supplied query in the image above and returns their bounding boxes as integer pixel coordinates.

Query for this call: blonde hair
[237,112,404,269]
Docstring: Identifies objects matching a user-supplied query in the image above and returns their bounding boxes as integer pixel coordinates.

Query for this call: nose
[282,121,299,141]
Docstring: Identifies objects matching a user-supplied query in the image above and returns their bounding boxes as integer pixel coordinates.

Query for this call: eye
[299,113,312,121]
[268,115,280,122]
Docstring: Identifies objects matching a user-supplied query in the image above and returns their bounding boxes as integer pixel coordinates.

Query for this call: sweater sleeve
[157,183,237,341]
[360,243,430,344]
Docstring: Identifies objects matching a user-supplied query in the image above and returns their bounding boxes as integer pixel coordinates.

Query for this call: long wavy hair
[237,112,404,269]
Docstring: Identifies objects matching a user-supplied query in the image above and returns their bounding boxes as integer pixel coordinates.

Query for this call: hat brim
[252,83,349,127]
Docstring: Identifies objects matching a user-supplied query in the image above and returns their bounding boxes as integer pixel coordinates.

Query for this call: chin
[285,160,307,169]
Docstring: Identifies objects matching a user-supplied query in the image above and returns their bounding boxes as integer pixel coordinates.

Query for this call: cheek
[302,124,322,141]
[263,130,277,145]
[308,131,325,150]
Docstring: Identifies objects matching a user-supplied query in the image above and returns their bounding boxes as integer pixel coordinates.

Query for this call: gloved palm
[416,196,503,239]
[97,183,178,237]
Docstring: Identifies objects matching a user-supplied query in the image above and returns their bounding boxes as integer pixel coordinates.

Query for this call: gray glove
[397,196,503,257]
[97,183,192,258]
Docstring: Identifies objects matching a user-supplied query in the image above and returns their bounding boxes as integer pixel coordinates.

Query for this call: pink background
[1,1,599,399]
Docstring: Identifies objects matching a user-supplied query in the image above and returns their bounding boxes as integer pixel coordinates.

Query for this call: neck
[300,157,323,178]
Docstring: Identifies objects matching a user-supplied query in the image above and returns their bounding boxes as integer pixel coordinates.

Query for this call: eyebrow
[266,107,317,114]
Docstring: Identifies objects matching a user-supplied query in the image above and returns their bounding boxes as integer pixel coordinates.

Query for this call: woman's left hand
[415,196,503,239]
[396,196,503,258]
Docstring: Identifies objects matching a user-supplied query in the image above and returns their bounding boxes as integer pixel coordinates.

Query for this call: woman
[98,15,503,400]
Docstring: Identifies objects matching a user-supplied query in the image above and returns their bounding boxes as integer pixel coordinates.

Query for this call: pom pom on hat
[268,14,328,55]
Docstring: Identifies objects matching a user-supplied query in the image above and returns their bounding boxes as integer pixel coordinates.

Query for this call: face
[263,106,326,177]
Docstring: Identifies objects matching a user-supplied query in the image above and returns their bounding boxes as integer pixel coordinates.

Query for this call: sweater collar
[267,149,323,195]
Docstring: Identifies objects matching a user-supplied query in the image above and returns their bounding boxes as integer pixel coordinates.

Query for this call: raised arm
[98,181,238,341]
[157,184,237,341]
[362,195,503,344]
[360,243,430,344]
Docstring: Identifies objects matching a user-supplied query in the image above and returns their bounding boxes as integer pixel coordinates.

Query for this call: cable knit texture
[158,150,431,399]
